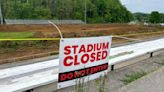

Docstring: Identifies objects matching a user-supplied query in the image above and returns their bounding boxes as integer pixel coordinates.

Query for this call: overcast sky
[120,0,164,13]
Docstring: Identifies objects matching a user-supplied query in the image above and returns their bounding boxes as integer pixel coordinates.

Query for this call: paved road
[116,66,164,92]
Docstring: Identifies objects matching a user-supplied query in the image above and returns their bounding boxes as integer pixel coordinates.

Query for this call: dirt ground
[1,24,163,37]
[0,24,164,64]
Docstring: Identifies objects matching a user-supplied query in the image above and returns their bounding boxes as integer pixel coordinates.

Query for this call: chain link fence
[5,19,84,24]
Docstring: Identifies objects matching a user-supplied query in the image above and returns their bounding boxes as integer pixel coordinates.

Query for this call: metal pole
[162,14,164,23]
[84,0,87,24]
[0,4,3,24]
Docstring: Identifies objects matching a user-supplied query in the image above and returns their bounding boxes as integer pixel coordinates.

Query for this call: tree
[149,11,160,23]
[133,13,149,22]
[1,0,134,23]
[160,13,164,23]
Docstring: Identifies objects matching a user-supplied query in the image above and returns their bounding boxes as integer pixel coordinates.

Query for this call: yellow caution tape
[0,38,60,41]
[113,31,164,37]
[0,31,163,41]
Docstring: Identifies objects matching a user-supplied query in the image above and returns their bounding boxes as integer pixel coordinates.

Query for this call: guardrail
[0,38,164,92]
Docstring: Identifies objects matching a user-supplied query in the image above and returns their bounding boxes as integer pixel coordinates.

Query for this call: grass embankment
[0,31,59,64]
[0,32,35,38]
[0,31,54,56]
[0,32,34,54]
[0,32,36,52]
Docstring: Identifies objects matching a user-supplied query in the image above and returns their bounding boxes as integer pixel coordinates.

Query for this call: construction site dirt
[0,24,164,64]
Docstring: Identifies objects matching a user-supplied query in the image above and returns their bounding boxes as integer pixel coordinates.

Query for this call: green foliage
[1,0,133,23]
[0,32,35,38]
[0,41,19,49]
[75,79,85,92]
[134,12,164,23]
[160,13,164,23]
[0,40,51,53]
[149,11,160,23]
[133,12,149,22]
[32,7,51,19]
[121,71,147,85]
[0,32,35,52]
[97,76,107,92]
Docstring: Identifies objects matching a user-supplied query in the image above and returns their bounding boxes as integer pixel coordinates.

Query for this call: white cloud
[121,0,127,4]
[120,0,164,13]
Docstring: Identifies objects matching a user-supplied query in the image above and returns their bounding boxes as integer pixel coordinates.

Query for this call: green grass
[0,32,35,52]
[156,60,164,65]
[0,32,35,38]
[121,71,147,85]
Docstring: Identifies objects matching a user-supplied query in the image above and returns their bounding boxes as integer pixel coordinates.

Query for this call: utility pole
[26,0,29,3]
[162,14,164,23]
[0,4,4,24]
[84,0,87,24]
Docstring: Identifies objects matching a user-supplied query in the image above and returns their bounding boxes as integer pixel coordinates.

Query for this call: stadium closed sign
[58,36,112,89]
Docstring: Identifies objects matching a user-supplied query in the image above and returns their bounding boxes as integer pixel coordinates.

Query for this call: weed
[155,60,164,65]
[75,74,108,92]
[98,76,107,92]
[121,71,147,85]
[95,74,108,92]
[75,78,86,92]
[50,52,58,55]
[0,40,55,53]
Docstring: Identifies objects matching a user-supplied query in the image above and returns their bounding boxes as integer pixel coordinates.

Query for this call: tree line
[134,12,164,23]
[0,0,133,23]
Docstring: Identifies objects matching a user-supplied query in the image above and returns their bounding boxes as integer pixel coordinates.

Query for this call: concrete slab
[115,66,164,92]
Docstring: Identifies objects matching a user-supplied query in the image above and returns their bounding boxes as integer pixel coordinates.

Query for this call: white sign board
[58,36,112,89]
